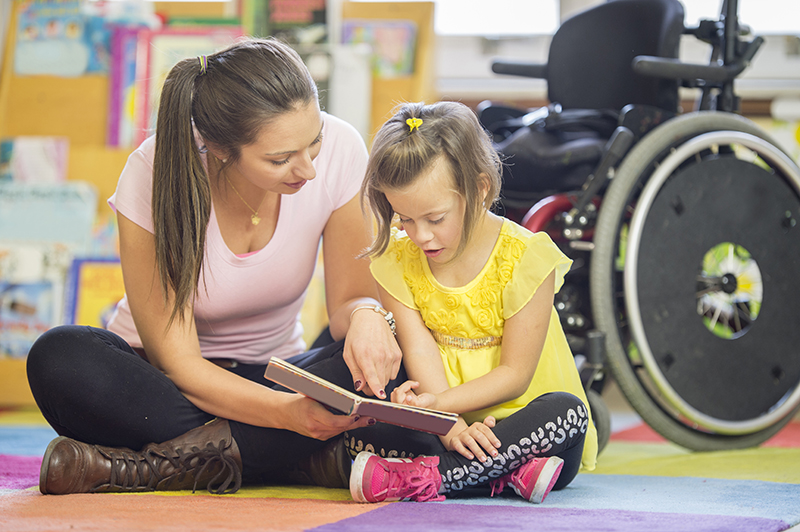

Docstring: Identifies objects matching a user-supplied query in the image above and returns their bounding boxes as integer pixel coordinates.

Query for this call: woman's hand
[443,416,501,462]
[390,380,437,409]
[321,193,402,399]
[282,394,375,440]
[343,308,402,398]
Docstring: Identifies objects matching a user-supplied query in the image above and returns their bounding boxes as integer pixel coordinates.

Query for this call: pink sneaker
[349,451,445,503]
[489,456,564,503]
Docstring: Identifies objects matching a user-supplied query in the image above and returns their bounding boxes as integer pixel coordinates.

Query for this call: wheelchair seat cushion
[497,126,605,195]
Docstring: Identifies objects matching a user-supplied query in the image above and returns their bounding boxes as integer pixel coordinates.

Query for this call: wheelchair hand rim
[624,130,800,435]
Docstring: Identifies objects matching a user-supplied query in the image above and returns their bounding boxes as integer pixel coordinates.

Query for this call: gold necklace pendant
[225,174,267,227]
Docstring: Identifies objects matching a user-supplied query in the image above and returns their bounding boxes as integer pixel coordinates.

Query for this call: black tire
[587,389,611,455]
[590,111,800,451]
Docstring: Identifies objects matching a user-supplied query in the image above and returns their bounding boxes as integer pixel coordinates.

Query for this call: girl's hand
[284,394,374,440]
[444,416,501,462]
[390,380,437,409]
[343,308,402,399]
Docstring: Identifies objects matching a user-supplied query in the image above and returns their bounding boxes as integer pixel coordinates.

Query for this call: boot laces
[101,439,242,494]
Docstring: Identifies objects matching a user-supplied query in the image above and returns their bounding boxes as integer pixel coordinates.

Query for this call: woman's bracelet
[351,305,397,336]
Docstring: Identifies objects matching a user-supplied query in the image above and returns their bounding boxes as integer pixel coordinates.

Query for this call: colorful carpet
[1,406,798,532]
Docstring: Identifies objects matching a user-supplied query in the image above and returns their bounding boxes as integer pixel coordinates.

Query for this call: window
[348,0,559,36]
[683,0,800,36]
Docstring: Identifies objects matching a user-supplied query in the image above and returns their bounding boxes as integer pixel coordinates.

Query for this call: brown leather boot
[269,436,351,488]
[40,418,242,495]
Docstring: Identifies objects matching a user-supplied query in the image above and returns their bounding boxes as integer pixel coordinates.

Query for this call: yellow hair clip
[406,117,423,133]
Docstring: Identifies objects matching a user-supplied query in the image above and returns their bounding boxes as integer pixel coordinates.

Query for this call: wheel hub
[695,243,762,339]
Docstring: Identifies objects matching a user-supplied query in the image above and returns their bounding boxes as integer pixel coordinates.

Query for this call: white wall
[435,0,800,102]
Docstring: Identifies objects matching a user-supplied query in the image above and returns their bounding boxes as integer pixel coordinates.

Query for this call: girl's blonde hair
[362,101,502,258]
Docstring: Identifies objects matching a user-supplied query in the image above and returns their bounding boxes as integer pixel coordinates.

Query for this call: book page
[265,357,359,415]
[354,400,457,436]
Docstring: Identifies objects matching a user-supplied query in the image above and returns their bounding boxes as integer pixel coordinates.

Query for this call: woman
[26,38,401,495]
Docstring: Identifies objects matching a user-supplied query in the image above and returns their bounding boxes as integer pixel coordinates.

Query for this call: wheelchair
[479,0,800,452]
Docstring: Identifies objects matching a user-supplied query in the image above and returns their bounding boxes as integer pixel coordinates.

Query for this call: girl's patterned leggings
[344,391,588,493]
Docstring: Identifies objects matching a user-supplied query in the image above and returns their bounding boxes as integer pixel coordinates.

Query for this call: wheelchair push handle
[491,60,547,79]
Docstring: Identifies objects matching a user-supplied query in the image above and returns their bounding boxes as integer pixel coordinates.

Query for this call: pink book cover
[107,26,142,148]
[133,26,243,147]
[107,27,123,147]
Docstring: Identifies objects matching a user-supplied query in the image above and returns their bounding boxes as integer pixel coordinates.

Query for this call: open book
[265,357,459,436]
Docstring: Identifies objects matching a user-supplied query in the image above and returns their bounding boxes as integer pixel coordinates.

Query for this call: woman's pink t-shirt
[106,113,366,363]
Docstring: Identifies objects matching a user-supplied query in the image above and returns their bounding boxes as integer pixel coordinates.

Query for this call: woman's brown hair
[362,101,502,259]
[152,38,318,324]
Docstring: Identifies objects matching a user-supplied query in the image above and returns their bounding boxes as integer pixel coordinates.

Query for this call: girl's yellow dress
[371,219,598,471]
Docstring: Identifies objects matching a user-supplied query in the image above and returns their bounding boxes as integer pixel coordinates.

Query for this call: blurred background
[0,0,798,407]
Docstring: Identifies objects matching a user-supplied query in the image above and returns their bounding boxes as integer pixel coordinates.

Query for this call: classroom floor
[2,376,799,532]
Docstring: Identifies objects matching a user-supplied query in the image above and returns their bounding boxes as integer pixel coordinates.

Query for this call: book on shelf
[0,242,73,358]
[0,136,69,183]
[63,258,125,328]
[107,26,142,148]
[0,181,97,255]
[0,279,57,359]
[265,357,458,436]
[341,19,417,78]
[133,26,244,147]
[266,0,327,44]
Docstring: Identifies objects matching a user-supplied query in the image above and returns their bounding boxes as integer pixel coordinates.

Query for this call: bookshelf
[0,1,233,214]
[0,0,231,406]
[341,1,436,139]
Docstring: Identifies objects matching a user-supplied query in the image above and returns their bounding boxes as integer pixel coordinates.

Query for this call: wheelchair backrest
[547,0,684,113]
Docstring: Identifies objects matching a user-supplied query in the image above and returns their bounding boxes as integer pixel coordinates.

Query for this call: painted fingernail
[353,415,361,422]
[354,380,362,390]
[367,418,377,425]
[378,390,386,399]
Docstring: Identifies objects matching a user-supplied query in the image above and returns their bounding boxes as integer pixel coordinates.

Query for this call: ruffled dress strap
[369,228,420,310]
[501,224,572,319]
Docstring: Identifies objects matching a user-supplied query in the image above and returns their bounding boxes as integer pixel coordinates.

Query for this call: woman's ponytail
[152,57,211,325]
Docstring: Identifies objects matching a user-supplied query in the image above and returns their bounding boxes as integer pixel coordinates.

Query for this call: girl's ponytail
[152,57,211,325]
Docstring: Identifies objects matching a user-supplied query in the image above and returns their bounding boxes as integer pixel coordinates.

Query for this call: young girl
[347,101,598,504]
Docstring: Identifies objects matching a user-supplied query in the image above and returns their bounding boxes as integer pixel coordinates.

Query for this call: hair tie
[198,55,208,75]
[406,117,422,133]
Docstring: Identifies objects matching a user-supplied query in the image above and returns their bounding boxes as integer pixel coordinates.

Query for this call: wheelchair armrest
[631,44,760,85]
[491,59,547,79]
[632,56,736,84]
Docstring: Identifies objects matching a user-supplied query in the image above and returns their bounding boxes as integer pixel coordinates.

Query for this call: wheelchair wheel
[590,111,800,451]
